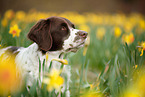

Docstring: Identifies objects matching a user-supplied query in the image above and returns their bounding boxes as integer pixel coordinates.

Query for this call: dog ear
[28,19,52,52]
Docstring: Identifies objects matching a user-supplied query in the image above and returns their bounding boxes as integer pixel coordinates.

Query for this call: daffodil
[1,18,8,27]
[4,9,15,20]
[9,24,21,37]
[52,58,68,65]
[136,74,145,92]
[139,19,145,30]
[0,52,22,96]
[114,26,122,38]
[46,52,49,61]
[10,20,18,27]
[43,69,64,91]
[122,33,134,45]
[15,11,26,20]
[90,84,93,89]
[96,27,106,40]
[133,65,138,69]
[78,24,90,33]
[122,69,145,97]
[141,41,145,50]
[81,90,102,97]
[123,92,140,97]
[138,41,145,56]
[73,15,86,25]
[140,49,144,56]
[124,21,133,33]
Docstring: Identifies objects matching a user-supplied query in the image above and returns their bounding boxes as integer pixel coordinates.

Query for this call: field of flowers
[0,9,145,97]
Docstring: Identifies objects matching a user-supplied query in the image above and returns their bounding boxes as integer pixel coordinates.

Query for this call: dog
[0,16,88,96]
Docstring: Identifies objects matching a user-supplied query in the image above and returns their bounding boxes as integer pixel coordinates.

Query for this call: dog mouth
[65,41,85,52]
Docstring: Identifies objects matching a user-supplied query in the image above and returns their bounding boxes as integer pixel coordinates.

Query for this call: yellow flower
[122,69,145,97]
[4,9,15,20]
[141,41,145,50]
[140,49,144,56]
[136,74,145,92]
[78,24,90,33]
[0,52,22,96]
[43,69,64,91]
[15,11,26,20]
[137,41,145,56]
[114,26,122,38]
[139,19,145,30]
[123,92,140,97]
[96,27,106,40]
[46,52,49,61]
[1,18,8,27]
[124,21,133,33]
[135,73,145,96]
[81,90,102,97]
[140,42,145,56]
[52,58,68,65]
[73,14,86,25]
[134,65,138,69]
[10,20,17,26]
[90,84,93,89]
[9,24,21,37]
[122,33,134,45]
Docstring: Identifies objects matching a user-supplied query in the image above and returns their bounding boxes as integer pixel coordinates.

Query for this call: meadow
[0,9,145,97]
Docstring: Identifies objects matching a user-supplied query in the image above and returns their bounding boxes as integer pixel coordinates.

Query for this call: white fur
[63,28,78,50]
[63,28,85,52]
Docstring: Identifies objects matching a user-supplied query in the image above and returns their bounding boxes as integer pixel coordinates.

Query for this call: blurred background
[0,0,145,96]
[0,0,145,14]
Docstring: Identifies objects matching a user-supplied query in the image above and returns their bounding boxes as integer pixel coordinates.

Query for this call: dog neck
[27,43,64,62]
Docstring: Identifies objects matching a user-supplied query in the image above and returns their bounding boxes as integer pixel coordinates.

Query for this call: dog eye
[61,26,67,31]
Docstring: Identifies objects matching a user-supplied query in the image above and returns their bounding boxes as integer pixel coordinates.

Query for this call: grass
[0,10,145,97]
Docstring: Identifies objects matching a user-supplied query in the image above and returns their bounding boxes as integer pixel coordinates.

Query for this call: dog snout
[77,31,88,39]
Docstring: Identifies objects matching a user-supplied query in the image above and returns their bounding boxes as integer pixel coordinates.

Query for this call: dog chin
[65,42,85,53]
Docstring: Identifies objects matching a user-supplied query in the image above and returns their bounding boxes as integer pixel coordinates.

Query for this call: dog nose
[78,31,88,39]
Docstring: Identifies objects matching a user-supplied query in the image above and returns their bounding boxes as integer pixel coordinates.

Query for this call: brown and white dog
[0,16,87,96]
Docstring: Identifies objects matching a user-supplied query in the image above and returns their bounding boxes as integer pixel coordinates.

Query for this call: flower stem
[16,37,19,46]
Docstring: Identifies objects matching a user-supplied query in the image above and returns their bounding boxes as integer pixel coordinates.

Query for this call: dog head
[28,16,88,53]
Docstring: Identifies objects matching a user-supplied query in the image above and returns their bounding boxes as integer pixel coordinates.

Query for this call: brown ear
[27,19,52,51]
